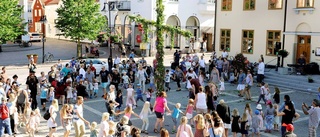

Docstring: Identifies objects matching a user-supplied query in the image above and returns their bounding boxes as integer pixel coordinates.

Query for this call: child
[219,77,225,95]
[90,121,98,137]
[171,103,184,134]
[145,88,153,102]
[240,112,249,137]
[257,82,266,104]
[48,87,55,103]
[122,72,130,89]
[34,108,41,133]
[40,87,48,111]
[66,85,73,104]
[165,69,171,92]
[135,84,145,105]
[107,100,117,121]
[256,104,264,128]
[273,104,280,131]
[93,78,99,98]
[139,101,152,134]
[108,121,116,136]
[116,105,140,127]
[23,102,32,131]
[273,87,280,104]
[126,84,137,108]
[231,108,240,137]
[264,83,271,104]
[27,111,36,137]
[251,110,261,137]
[185,99,195,127]
[115,90,123,115]
[149,74,155,91]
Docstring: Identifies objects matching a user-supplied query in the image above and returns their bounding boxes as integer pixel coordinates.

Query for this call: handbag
[43,109,50,120]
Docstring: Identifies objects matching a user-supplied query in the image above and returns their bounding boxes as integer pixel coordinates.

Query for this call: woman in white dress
[47,99,59,137]
[98,112,110,137]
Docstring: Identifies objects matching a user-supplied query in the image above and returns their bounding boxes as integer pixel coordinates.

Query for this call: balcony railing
[111,1,131,11]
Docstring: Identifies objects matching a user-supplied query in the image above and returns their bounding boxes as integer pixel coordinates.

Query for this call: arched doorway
[166,15,181,48]
[114,15,122,37]
[186,16,201,49]
[123,16,131,46]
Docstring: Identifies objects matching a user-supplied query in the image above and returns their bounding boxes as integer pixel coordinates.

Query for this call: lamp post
[102,1,118,58]
[39,15,47,63]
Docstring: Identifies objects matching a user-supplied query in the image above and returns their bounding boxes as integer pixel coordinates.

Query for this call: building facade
[215,0,320,66]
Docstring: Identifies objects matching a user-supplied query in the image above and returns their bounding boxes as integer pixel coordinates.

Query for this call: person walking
[47,99,59,137]
[216,99,231,137]
[244,70,253,100]
[100,66,110,95]
[301,99,320,137]
[98,112,110,137]
[194,86,207,114]
[153,92,171,133]
[176,116,193,137]
[73,96,90,137]
[256,59,265,85]
[137,66,147,93]
[60,104,72,137]
[0,97,12,136]
[25,71,39,110]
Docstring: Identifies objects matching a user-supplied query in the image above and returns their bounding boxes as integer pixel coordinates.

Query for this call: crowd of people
[0,48,319,137]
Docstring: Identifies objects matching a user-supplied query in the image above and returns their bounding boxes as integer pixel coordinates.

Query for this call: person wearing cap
[0,97,12,136]
[301,99,320,137]
[277,101,300,136]
[283,124,297,137]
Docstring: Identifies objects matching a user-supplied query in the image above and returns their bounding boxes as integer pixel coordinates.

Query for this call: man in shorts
[100,66,110,95]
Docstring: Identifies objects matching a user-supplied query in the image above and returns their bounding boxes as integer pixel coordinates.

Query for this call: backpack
[0,104,9,120]
[43,109,50,120]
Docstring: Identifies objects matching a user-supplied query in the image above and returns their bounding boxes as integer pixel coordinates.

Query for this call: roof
[44,0,60,5]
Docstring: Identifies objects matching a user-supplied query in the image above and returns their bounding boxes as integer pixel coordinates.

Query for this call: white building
[44,0,215,56]
[215,0,320,67]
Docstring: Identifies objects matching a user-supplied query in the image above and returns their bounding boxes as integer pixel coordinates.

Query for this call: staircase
[263,69,320,93]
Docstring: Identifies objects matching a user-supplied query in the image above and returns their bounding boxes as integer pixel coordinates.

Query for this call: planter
[26,54,38,64]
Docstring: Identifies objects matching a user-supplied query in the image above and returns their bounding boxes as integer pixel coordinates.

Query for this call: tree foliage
[0,0,27,44]
[55,0,106,55]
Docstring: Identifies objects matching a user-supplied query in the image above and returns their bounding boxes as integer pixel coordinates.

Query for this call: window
[220,29,231,51]
[269,0,283,9]
[28,5,32,12]
[38,10,42,17]
[222,0,232,11]
[243,0,255,10]
[34,10,37,17]
[266,31,281,56]
[28,17,32,23]
[242,30,254,54]
[208,0,215,4]
[297,0,314,8]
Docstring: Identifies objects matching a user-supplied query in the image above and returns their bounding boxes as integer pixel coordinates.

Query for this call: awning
[283,31,320,36]
[201,27,214,33]
[200,18,214,33]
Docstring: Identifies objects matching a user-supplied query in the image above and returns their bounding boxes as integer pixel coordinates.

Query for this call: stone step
[264,78,318,93]
[265,72,320,84]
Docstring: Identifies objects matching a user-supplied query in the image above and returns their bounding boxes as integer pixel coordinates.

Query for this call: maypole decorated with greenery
[129,0,192,94]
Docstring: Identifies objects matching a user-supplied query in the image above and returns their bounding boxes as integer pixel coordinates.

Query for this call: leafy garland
[129,3,192,95]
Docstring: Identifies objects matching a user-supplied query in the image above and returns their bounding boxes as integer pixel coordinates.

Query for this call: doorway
[203,33,213,52]
[296,35,311,63]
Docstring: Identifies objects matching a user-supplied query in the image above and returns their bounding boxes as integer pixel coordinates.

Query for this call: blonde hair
[140,101,150,114]
[195,114,205,129]
[90,121,97,131]
[241,112,248,122]
[180,116,188,125]
[120,116,129,125]
[219,99,225,104]
[265,83,269,88]
[245,103,252,114]
[108,121,116,135]
[175,103,181,108]
[34,108,40,114]
[52,99,59,110]
[101,112,110,122]
[232,108,239,116]
[60,104,69,118]
[124,105,133,114]
[188,99,194,104]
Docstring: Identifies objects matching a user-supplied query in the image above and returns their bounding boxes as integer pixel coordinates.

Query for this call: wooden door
[296,35,311,63]
[206,33,213,51]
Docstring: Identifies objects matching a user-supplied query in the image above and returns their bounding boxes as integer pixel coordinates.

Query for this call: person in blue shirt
[70,57,77,68]
[129,51,135,59]
[40,87,48,111]
[171,103,184,134]
[61,64,71,77]
[76,74,84,83]
[135,84,144,105]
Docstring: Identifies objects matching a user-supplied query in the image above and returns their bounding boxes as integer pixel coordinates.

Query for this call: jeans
[257,74,264,83]
[0,118,12,136]
[139,79,146,93]
[281,126,286,136]
[176,79,181,88]
[141,118,149,131]
[257,94,266,104]
[31,94,37,110]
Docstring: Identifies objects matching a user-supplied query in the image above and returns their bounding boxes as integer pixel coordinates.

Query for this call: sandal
[154,128,158,133]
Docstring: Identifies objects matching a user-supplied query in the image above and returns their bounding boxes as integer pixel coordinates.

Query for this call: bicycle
[44,52,54,62]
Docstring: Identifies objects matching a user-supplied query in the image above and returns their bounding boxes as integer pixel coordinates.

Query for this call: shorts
[165,82,169,88]
[186,113,193,119]
[64,125,71,131]
[17,103,25,113]
[224,123,231,129]
[40,99,47,105]
[155,111,164,119]
[172,117,178,126]
[252,127,260,133]
[245,84,251,90]
[94,89,98,93]
[237,84,245,90]
[101,82,108,88]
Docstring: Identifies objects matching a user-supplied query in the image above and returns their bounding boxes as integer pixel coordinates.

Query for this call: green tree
[0,0,27,51]
[55,0,106,58]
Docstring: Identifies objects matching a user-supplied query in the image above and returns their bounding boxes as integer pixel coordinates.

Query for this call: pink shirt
[186,105,193,114]
[154,97,166,113]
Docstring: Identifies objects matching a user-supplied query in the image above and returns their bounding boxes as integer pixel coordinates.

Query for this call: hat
[256,104,262,110]
[254,110,260,115]
[137,84,141,87]
[286,124,294,132]
[313,99,320,106]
